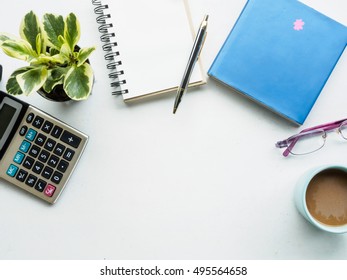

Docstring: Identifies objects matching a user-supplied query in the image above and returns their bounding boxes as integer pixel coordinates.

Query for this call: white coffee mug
[294,165,347,234]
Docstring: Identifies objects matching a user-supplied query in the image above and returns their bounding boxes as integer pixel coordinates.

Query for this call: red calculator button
[44,184,56,197]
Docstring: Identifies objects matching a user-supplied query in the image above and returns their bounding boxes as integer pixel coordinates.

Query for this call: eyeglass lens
[339,122,347,140]
[290,130,326,155]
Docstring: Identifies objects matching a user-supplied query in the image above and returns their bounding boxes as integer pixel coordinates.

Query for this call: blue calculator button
[6,164,19,177]
[19,140,31,153]
[13,152,25,164]
[25,128,37,141]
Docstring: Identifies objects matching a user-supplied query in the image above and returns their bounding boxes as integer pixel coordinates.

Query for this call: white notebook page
[106,0,206,101]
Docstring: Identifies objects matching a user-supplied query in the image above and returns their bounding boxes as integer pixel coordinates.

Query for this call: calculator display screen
[0,96,23,153]
[0,104,16,139]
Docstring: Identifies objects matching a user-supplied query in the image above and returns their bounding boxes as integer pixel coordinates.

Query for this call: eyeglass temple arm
[278,119,346,157]
[300,119,345,132]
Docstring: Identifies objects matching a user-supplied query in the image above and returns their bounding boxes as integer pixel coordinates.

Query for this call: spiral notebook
[92,0,206,101]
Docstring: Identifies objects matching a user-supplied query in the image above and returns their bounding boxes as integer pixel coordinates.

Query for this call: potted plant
[0,11,95,101]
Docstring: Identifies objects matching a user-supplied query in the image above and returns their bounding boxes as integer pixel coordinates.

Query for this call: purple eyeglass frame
[275,118,347,157]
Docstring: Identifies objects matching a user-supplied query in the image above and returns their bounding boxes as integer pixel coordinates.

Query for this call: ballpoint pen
[173,14,208,114]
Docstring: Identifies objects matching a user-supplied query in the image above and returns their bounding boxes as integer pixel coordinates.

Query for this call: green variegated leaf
[19,11,42,54]
[6,67,33,95]
[51,53,68,64]
[64,13,80,51]
[43,67,68,92]
[1,11,94,101]
[30,53,66,65]
[64,63,93,100]
[59,43,71,60]
[1,39,37,61]
[16,66,48,95]
[77,46,95,66]
[50,66,69,80]
[0,33,18,45]
[49,47,59,56]
[35,33,42,54]
[58,35,66,47]
[43,13,65,49]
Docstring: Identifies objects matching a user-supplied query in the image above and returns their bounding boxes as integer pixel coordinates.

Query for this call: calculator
[0,90,88,204]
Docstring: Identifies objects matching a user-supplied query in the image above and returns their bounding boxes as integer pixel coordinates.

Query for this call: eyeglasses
[275,118,347,157]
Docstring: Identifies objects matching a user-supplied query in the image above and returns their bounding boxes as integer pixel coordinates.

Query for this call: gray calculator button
[52,171,63,184]
[60,131,81,148]
[38,150,50,163]
[44,138,56,151]
[33,116,44,129]
[23,156,35,169]
[35,180,46,192]
[51,126,63,138]
[53,143,65,156]
[29,145,41,158]
[32,161,44,175]
[57,160,69,173]
[42,166,53,180]
[16,169,28,182]
[26,113,34,123]
[63,148,75,161]
[42,121,53,133]
[35,133,47,146]
[25,174,37,187]
[19,126,28,136]
[48,155,59,168]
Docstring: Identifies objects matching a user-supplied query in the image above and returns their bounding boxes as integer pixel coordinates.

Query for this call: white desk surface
[0,0,346,260]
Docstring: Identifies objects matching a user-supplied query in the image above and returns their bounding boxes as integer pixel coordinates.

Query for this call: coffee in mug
[295,165,347,233]
[306,168,347,226]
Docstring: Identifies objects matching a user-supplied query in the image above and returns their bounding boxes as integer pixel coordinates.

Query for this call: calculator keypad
[1,106,88,203]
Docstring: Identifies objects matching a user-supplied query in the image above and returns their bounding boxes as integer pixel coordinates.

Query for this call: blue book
[208,0,347,125]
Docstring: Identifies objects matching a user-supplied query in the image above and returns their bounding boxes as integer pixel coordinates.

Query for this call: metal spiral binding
[92,0,128,95]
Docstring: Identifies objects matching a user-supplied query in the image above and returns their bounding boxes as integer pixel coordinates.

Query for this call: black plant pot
[37,84,71,102]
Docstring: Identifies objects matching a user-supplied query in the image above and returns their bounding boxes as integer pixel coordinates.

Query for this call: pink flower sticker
[293,19,305,31]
